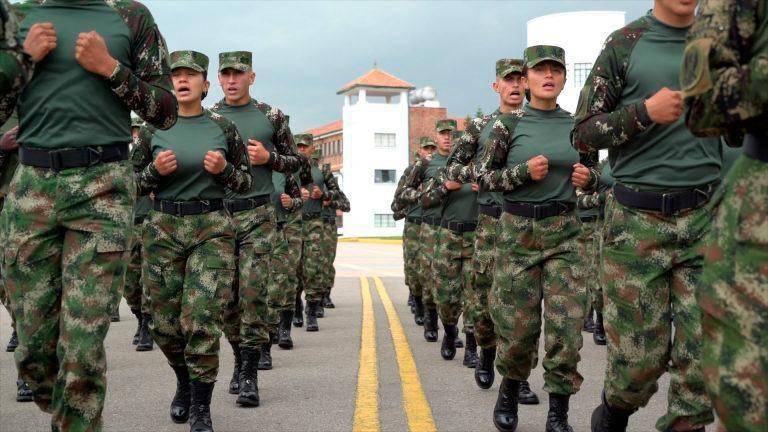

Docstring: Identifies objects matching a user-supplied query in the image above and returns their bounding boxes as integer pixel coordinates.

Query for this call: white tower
[337,67,414,238]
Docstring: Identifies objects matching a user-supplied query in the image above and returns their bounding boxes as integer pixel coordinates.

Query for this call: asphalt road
[0,242,697,432]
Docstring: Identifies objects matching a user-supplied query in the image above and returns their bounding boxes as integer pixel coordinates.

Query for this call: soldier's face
[656,0,697,17]
[172,68,209,105]
[131,127,140,139]
[524,62,566,103]
[493,73,524,109]
[298,145,312,157]
[219,68,255,102]
[420,147,436,157]
[436,131,452,153]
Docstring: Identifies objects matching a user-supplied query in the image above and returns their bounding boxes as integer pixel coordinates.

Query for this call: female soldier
[478,45,595,432]
[132,51,251,432]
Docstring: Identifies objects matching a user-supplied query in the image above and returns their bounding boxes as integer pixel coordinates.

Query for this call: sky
[140,1,652,132]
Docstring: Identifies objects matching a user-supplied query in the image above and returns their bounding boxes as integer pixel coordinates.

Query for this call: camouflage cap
[170,50,209,73]
[219,51,252,72]
[435,119,457,132]
[496,58,524,78]
[294,133,314,147]
[524,45,566,69]
[419,136,437,148]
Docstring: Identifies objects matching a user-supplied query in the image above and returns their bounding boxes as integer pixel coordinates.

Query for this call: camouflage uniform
[573,12,721,430]
[682,2,767,430]
[0,0,33,125]
[319,162,349,302]
[2,2,176,429]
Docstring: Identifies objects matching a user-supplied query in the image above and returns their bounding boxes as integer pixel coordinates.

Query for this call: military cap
[435,119,457,132]
[219,51,252,72]
[496,59,524,78]
[294,133,314,147]
[524,45,566,69]
[420,136,437,148]
[170,50,209,73]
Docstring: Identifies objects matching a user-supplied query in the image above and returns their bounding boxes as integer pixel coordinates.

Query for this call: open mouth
[510,90,521,97]
[176,86,191,96]
[227,87,238,93]
[542,83,555,90]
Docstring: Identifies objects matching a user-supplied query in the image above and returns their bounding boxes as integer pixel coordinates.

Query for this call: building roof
[305,119,342,137]
[337,68,415,94]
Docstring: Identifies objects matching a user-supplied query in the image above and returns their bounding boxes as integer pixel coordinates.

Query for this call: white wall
[341,89,409,237]
[527,11,626,113]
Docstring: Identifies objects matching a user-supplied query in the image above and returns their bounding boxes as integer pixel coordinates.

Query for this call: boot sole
[518,397,540,405]
[236,396,260,407]
[307,327,318,332]
[257,364,272,371]
[5,347,16,352]
[278,342,293,349]
[171,416,188,424]
[293,322,303,328]
[16,395,33,403]
[136,345,153,352]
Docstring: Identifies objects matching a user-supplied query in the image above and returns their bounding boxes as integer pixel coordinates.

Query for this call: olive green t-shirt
[504,106,578,204]
[302,162,325,214]
[610,12,721,191]
[441,183,478,223]
[422,152,448,220]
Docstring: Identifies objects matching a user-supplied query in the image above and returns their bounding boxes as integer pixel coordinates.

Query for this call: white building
[527,11,627,113]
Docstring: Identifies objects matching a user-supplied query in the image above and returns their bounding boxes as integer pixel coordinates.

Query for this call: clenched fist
[444,180,461,191]
[203,151,227,174]
[311,185,323,200]
[571,163,590,188]
[154,150,177,176]
[24,22,57,63]
[247,139,271,165]
[75,31,118,77]
[645,87,683,125]
[0,126,19,151]
[280,193,293,209]
[527,155,549,181]
[300,188,310,202]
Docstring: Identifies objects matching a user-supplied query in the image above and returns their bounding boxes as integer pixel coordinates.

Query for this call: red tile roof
[337,68,415,94]
[305,119,342,137]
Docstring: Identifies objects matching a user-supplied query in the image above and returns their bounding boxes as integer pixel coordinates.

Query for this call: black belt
[20,144,129,171]
[302,212,321,221]
[422,216,440,227]
[478,203,501,219]
[744,133,768,163]
[614,182,717,217]
[224,195,270,214]
[440,220,477,233]
[580,215,598,223]
[502,201,574,220]
[134,216,146,225]
[406,216,422,225]
[153,199,224,216]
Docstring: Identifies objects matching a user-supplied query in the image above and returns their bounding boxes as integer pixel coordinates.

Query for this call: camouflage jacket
[391,165,413,219]
[682,0,768,141]
[421,166,449,209]
[321,163,350,211]
[282,172,304,213]
[0,0,33,125]
[444,109,502,183]
[397,155,433,207]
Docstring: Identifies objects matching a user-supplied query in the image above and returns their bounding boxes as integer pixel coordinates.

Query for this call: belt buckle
[48,150,63,171]
[87,147,102,167]
[533,204,544,220]
[556,202,569,215]
[661,193,675,217]
[200,200,210,213]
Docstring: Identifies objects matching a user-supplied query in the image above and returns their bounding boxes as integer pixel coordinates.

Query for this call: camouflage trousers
[403,221,422,297]
[471,212,499,349]
[219,204,275,349]
[490,212,586,396]
[602,197,714,431]
[577,219,604,313]
[417,222,440,309]
[267,214,302,331]
[298,217,325,302]
[123,218,149,314]
[0,196,13,327]
[434,226,475,330]
[699,155,767,432]
[144,209,236,383]
[2,161,133,431]
[320,220,338,296]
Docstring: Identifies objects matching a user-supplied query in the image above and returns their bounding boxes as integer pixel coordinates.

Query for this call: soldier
[319,161,349,311]
[123,115,153,351]
[682,1,767,430]
[211,50,305,382]
[479,45,595,432]
[0,0,33,125]
[133,50,251,432]
[572,1,722,430]
[3,1,176,429]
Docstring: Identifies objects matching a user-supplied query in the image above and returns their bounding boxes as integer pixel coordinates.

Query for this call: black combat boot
[293,296,304,327]
[278,310,294,349]
[258,342,272,370]
[306,300,319,332]
[593,312,606,346]
[110,308,120,322]
[170,364,191,423]
[423,308,438,342]
[323,293,335,308]
[6,329,18,352]
[583,306,594,333]
[228,341,241,395]
[408,293,415,313]
[413,296,424,326]
[131,309,142,345]
[590,391,634,432]
[546,393,573,432]
[475,346,496,389]
[519,380,540,405]
[136,313,153,351]
[493,378,520,432]
[317,302,325,318]
[16,378,32,402]
[441,324,458,360]
[189,380,215,432]
[270,331,278,345]
[236,348,260,407]
[463,331,479,368]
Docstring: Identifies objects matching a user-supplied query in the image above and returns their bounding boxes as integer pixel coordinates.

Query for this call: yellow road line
[353,276,380,432]
[372,276,437,432]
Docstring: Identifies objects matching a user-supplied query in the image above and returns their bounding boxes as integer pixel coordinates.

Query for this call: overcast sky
[140,1,651,132]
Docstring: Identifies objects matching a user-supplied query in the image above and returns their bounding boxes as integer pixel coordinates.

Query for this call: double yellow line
[353,276,437,432]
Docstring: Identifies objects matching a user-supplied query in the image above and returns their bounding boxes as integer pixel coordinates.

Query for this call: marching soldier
[319,161,349,310]
[0,0,33,125]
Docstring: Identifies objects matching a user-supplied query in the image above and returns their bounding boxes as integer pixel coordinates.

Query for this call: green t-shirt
[422,152,448,220]
[504,106,578,204]
[302,162,324,214]
[442,183,478,223]
[148,113,231,201]
[475,110,503,207]
[720,141,741,179]
[610,12,721,191]
[134,196,152,219]
[211,100,275,199]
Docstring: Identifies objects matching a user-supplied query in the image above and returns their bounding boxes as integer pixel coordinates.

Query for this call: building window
[374,213,395,228]
[374,169,396,183]
[573,62,592,88]
[374,133,396,148]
